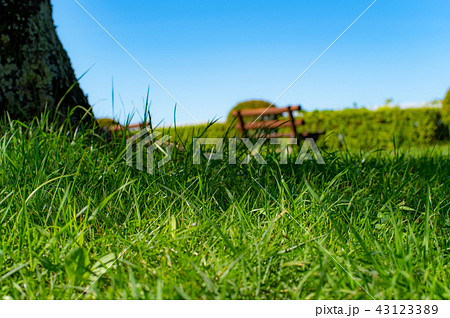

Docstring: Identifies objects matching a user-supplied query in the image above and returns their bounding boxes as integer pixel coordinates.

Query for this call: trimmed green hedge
[297,107,447,149]
[157,107,448,150]
[442,88,450,125]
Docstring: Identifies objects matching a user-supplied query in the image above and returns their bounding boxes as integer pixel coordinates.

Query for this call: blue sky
[53,0,450,125]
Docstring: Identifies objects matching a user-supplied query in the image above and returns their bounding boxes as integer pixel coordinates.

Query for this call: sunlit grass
[0,114,449,299]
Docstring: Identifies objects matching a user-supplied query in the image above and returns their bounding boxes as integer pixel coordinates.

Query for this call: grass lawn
[0,118,449,299]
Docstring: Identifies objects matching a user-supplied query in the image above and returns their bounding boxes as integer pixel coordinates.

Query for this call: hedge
[297,107,447,149]
[442,88,450,125]
[156,107,448,150]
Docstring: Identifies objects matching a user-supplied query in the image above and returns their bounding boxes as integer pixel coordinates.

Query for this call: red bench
[232,105,324,140]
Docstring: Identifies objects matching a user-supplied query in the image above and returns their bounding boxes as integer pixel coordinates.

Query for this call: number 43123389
[376,305,438,315]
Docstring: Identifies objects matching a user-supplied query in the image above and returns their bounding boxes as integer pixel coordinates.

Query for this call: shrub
[297,107,446,149]
[441,88,450,125]
[163,106,448,150]
[96,118,119,127]
[226,100,276,126]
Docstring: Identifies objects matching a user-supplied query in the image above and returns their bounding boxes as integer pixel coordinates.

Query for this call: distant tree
[0,0,92,124]
[226,100,277,126]
[384,98,394,107]
[442,88,450,125]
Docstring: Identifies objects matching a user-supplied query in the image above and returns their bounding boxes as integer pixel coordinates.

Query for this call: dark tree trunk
[0,0,92,124]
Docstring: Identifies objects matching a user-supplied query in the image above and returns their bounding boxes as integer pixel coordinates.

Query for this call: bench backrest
[232,105,303,138]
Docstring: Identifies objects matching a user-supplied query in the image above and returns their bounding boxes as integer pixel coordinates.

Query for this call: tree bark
[0,0,92,124]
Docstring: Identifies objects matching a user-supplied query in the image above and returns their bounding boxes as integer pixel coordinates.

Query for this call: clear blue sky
[53,0,450,125]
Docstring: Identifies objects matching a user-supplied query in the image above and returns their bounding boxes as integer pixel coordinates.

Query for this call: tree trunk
[0,0,92,124]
